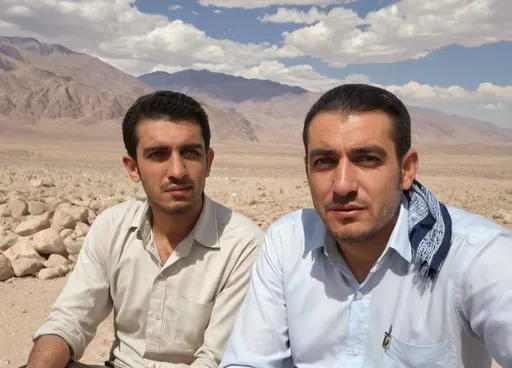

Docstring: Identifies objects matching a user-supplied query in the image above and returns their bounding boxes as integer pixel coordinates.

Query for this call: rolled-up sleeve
[32,213,113,360]
[457,227,512,367]
[220,225,291,368]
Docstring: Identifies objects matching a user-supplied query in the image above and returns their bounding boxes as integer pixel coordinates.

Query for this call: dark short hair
[303,83,411,160]
[122,90,211,159]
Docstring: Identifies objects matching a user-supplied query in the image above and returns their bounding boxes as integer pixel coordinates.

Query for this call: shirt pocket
[381,337,456,368]
[172,293,214,350]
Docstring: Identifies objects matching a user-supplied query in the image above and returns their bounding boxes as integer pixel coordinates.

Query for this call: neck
[150,196,204,248]
[337,208,400,284]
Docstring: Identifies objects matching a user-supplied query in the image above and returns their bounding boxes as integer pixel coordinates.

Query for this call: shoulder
[264,207,325,255]
[447,205,512,288]
[92,197,147,231]
[210,198,264,249]
[447,205,511,248]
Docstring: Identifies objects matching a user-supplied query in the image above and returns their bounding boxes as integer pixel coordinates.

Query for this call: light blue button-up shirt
[220,196,512,368]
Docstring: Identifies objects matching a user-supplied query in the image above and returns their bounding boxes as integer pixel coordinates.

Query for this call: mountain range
[1,35,511,146]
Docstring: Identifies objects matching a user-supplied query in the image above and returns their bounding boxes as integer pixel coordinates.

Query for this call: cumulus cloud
[477,102,507,111]
[169,5,183,11]
[260,6,363,25]
[276,0,512,66]
[198,0,356,9]
[0,0,510,127]
[0,0,301,77]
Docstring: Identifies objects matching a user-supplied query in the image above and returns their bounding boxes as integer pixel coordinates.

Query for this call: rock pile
[0,188,126,282]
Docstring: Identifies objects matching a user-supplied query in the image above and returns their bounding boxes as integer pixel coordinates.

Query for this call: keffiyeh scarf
[405,179,453,281]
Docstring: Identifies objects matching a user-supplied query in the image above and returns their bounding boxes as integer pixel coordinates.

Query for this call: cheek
[364,173,401,208]
[308,176,331,201]
[139,163,166,183]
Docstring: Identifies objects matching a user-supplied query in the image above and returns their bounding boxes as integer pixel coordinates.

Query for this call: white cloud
[198,0,356,9]
[0,0,509,127]
[260,6,363,25]
[477,102,507,111]
[213,9,222,14]
[0,0,301,77]
[279,0,512,66]
[168,5,183,11]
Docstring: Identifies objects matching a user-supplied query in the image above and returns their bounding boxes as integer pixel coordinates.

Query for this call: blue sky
[136,0,512,90]
[0,0,510,127]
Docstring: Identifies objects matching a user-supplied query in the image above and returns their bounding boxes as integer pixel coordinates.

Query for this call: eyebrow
[308,145,387,158]
[351,145,387,157]
[143,143,204,155]
[308,148,337,158]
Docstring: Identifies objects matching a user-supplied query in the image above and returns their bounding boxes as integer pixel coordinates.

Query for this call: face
[122,119,214,216]
[305,110,418,245]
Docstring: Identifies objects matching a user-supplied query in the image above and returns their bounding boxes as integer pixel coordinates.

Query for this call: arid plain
[0,124,511,368]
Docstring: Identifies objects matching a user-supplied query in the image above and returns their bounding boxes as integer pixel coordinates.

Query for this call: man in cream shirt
[23,91,264,368]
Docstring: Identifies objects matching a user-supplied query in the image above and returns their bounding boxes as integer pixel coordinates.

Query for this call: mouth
[328,204,365,217]
[164,185,193,193]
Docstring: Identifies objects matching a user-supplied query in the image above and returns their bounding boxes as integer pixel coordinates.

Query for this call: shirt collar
[304,194,412,264]
[129,193,220,250]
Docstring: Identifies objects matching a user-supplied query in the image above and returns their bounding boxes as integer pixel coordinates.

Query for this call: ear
[205,147,215,177]
[122,154,141,183]
[400,148,419,190]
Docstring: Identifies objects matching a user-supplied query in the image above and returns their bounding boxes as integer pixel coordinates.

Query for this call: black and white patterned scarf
[405,179,453,281]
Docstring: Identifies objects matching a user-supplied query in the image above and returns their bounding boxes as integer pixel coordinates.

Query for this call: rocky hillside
[0,36,267,142]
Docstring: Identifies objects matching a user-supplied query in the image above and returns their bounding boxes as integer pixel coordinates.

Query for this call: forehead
[136,119,203,147]
[307,110,394,151]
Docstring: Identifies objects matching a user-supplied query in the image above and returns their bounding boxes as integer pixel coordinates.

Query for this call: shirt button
[353,347,359,356]
[155,314,161,321]
[356,291,363,300]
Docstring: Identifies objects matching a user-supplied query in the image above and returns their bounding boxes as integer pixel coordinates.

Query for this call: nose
[167,154,187,180]
[332,159,358,198]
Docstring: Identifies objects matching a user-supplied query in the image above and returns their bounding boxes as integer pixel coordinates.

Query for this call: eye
[148,151,164,158]
[182,149,200,156]
[362,156,376,161]
[355,155,380,166]
[313,157,336,166]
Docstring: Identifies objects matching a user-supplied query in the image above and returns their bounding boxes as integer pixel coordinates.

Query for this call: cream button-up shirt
[33,194,265,368]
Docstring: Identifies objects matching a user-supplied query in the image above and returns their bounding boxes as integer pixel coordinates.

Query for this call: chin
[328,222,376,243]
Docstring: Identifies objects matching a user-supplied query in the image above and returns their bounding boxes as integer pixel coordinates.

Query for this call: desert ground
[0,126,510,368]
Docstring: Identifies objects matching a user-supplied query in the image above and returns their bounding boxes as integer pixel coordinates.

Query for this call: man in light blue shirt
[219,84,512,368]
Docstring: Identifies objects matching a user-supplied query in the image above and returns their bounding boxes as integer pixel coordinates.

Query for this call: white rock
[0,253,15,281]
[14,214,51,236]
[68,254,79,263]
[29,178,43,188]
[44,254,72,268]
[59,228,74,239]
[66,206,89,223]
[0,203,9,217]
[7,198,28,218]
[37,265,69,280]
[32,228,67,255]
[27,201,53,216]
[0,230,20,253]
[66,241,83,255]
[51,209,77,231]
[74,222,90,237]
[3,238,45,277]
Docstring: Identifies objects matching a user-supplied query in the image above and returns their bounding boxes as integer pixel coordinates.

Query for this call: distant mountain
[1,36,511,146]
[198,92,512,145]
[138,69,308,103]
[0,36,275,143]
